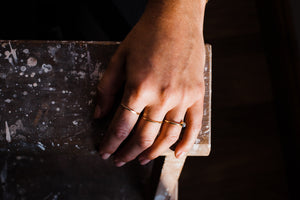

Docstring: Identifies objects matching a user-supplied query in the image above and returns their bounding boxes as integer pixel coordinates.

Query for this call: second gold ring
[142,115,163,124]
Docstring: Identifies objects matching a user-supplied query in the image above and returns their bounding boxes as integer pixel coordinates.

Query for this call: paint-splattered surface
[0,41,211,154]
[0,41,154,200]
[0,40,211,199]
[0,41,117,152]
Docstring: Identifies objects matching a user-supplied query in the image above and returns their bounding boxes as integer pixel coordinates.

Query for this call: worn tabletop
[0,40,211,200]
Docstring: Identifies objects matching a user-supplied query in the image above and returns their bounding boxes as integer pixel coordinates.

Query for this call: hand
[94,0,207,167]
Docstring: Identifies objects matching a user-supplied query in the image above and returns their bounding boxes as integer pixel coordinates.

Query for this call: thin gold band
[164,119,186,128]
[120,103,140,115]
[142,116,163,124]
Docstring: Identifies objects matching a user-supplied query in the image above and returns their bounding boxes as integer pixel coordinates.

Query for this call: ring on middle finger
[142,114,163,124]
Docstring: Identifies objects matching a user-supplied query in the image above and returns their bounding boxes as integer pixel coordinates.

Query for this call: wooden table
[0,40,211,200]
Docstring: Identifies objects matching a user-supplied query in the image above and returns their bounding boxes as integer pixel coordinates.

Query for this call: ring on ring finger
[164,119,186,128]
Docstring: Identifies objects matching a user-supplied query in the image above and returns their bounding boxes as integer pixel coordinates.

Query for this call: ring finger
[138,107,187,165]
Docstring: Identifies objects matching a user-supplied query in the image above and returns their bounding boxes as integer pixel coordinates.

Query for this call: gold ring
[164,119,186,128]
[142,115,163,124]
[120,103,140,115]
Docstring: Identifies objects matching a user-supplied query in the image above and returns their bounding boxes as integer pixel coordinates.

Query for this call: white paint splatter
[23,49,29,54]
[41,64,53,73]
[33,83,37,87]
[75,145,80,149]
[0,73,7,79]
[51,101,55,104]
[20,66,26,72]
[5,121,11,143]
[37,142,46,151]
[48,46,58,61]
[193,144,199,151]
[56,107,60,111]
[22,91,28,95]
[4,42,18,65]
[1,43,8,48]
[72,121,78,126]
[90,62,101,80]
[30,72,36,77]
[154,195,167,200]
[0,161,7,185]
[27,57,37,67]
[78,71,86,79]
[4,99,12,103]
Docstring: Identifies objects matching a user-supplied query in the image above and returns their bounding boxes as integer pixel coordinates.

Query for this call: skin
[94,0,207,167]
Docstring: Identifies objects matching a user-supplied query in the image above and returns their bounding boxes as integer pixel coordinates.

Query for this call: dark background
[1,0,299,199]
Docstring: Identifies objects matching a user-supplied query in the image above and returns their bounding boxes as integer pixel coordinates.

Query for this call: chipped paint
[37,142,46,151]
[4,42,18,65]
[27,57,37,67]
[5,121,11,143]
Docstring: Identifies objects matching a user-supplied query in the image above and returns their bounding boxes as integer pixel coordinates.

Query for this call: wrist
[143,0,206,31]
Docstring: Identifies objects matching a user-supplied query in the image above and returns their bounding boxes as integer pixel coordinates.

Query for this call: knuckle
[158,87,177,108]
[112,126,130,140]
[125,82,151,102]
[164,132,179,144]
[136,137,153,149]
[183,84,205,105]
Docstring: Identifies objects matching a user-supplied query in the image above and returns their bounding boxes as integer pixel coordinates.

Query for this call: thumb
[94,48,126,119]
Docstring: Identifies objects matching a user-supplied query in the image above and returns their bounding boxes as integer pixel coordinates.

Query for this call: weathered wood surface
[0,41,210,155]
[0,40,211,200]
[0,41,154,200]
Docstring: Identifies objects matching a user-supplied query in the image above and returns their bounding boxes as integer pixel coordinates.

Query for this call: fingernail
[115,161,126,167]
[94,105,101,119]
[101,153,111,160]
[139,157,151,165]
[176,151,186,159]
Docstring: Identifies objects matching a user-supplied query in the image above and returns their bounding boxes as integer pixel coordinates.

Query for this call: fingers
[137,107,186,165]
[174,101,204,157]
[113,106,167,167]
[94,48,126,119]
[98,91,145,160]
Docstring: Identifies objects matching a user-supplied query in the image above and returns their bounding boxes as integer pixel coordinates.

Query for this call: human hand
[94,0,207,167]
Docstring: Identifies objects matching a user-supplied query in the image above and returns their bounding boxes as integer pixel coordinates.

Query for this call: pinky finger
[174,101,203,158]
